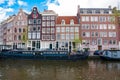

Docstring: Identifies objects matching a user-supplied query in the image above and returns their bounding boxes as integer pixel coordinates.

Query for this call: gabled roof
[56,16,78,24]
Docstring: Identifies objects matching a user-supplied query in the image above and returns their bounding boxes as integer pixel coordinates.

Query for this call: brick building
[0,6,120,51]
[56,16,80,51]
[13,9,28,49]
[27,7,42,50]
[41,10,57,49]
[77,5,119,51]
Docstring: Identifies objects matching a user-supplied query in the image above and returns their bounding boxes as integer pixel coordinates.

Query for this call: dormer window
[70,19,74,25]
[61,19,65,25]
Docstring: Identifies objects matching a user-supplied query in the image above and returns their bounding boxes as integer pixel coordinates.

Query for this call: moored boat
[0,49,89,60]
[100,50,120,60]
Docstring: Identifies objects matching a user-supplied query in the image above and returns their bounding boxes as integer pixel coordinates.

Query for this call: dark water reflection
[0,59,120,80]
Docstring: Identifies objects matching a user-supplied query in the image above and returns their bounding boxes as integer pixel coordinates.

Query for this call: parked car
[94,50,103,55]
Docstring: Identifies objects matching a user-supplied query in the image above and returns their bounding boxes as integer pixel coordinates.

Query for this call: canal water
[0,59,120,80]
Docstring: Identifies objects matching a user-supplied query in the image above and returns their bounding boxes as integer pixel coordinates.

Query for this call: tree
[72,35,82,51]
[22,27,28,43]
[112,7,120,24]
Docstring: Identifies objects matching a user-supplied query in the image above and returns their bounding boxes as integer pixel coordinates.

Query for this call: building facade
[0,6,120,51]
[27,7,42,50]
[77,5,119,51]
[13,9,28,49]
[41,10,57,49]
[56,16,80,51]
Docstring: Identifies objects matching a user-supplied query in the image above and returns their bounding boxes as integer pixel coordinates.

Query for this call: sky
[0,0,119,22]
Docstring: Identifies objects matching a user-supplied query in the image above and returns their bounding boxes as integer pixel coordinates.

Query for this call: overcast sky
[0,0,119,22]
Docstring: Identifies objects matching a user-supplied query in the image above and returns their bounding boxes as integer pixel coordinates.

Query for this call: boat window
[105,51,109,55]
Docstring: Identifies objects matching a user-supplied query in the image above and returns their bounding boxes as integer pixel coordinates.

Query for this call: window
[28,32,31,39]
[82,24,85,29]
[51,21,55,26]
[22,35,26,41]
[100,32,107,37]
[29,19,33,24]
[82,16,89,22]
[86,32,90,37]
[61,19,65,25]
[14,35,17,40]
[92,39,97,45]
[108,24,115,29]
[100,24,107,29]
[47,16,50,20]
[36,41,40,49]
[82,24,90,29]
[37,32,40,39]
[47,21,50,26]
[22,21,24,25]
[33,27,36,31]
[47,28,50,33]
[19,28,21,33]
[103,40,108,45]
[18,35,21,40]
[37,19,41,24]
[28,26,32,31]
[70,34,74,39]
[75,27,79,32]
[43,16,46,20]
[91,32,99,37]
[95,32,98,37]
[70,19,74,25]
[66,27,69,32]
[109,40,117,45]
[96,10,100,14]
[14,28,17,33]
[70,27,74,32]
[23,28,26,32]
[113,40,116,44]
[75,33,79,38]
[32,32,36,39]
[108,16,113,22]
[82,16,85,21]
[57,34,61,40]
[56,27,60,32]
[86,16,89,21]
[38,27,40,31]
[66,34,69,40]
[97,38,102,45]
[109,32,116,37]
[42,28,46,33]
[82,32,86,37]
[99,16,106,22]
[61,27,65,32]
[91,16,98,22]
[51,35,55,40]
[42,22,46,26]
[61,34,65,39]
[51,28,55,33]
[51,16,55,20]
[91,24,98,29]
[87,10,92,14]
[33,19,37,24]
[91,32,94,37]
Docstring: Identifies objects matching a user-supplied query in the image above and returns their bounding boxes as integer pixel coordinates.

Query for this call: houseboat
[0,49,89,60]
[100,50,120,60]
